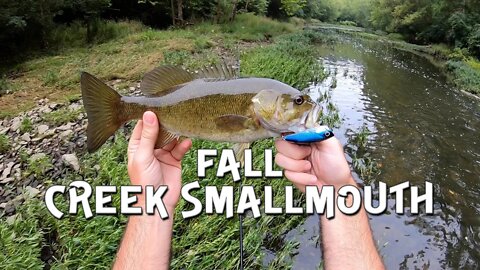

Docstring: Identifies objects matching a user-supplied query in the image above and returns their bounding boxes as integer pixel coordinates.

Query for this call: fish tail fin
[81,72,122,153]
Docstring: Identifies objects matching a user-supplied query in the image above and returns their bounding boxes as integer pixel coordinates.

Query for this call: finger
[275,153,311,172]
[275,139,311,160]
[171,139,192,161]
[284,170,318,186]
[161,138,179,152]
[138,111,159,156]
[314,137,344,154]
[128,120,143,161]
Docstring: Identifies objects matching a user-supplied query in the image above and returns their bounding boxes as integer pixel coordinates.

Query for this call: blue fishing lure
[283,126,334,143]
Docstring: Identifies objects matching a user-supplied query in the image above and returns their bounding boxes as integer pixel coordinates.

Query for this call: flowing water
[288,34,480,269]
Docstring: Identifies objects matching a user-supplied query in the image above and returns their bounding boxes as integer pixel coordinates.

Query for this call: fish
[81,64,322,156]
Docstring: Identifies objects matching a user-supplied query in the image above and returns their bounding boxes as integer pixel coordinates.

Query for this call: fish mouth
[305,103,322,129]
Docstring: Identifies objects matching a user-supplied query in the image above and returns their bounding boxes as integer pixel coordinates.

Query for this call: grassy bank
[310,23,480,96]
[0,13,297,119]
[0,16,330,269]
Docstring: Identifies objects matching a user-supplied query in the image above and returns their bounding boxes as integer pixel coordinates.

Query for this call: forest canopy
[1,0,479,59]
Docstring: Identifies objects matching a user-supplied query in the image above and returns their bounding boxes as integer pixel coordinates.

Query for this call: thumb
[138,111,159,156]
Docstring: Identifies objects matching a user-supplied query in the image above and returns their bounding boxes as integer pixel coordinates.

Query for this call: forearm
[113,207,175,270]
[320,180,384,270]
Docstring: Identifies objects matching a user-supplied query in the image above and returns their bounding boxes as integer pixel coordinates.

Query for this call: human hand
[127,111,192,210]
[274,137,354,192]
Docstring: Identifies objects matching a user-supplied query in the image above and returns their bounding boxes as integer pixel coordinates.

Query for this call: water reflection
[290,37,480,269]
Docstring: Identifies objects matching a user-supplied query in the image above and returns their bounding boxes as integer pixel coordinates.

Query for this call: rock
[39,105,52,114]
[20,133,31,142]
[62,153,80,171]
[0,127,9,135]
[11,117,22,132]
[0,202,6,209]
[60,130,73,140]
[57,123,74,131]
[68,103,82,111]
[25,186,41,198]
[30,153,46,161]
[129,86,136,92]
[0,177,13,184]
[6,213,17,224]
[37,125,49,134]
[1,162,15,179]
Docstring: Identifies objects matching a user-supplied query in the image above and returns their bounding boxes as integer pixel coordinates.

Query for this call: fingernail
[144,112,155,125]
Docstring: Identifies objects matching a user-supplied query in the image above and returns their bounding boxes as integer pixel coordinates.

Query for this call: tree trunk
[177,0,183,25]
[170,0,176,26]
[230,0,238,21]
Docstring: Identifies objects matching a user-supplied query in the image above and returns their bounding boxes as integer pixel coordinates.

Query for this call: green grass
[0,15,300,117]
[0,29,326,269]
[42,108,81,126]
[241,32,325,89]
[27,154,54,178]
[0,134,9,154]
[20,118,33,133]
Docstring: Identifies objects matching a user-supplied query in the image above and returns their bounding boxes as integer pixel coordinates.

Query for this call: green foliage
[20,118,33,133]
[241,31,324,89]
[467,25,480,58]
[281,0,307,16]
[0,134,9,154]
[0,202,45,270]
[27,154,53,177]
[347,125,380,184]
[221,13,296,41]
[43,108,81,126]
[446,60,480,94]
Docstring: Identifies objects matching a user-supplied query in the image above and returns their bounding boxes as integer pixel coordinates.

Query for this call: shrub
[221,13,296,41]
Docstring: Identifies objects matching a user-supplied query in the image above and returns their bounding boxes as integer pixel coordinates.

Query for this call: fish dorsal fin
[193,62,239,82]
[141,65,195,96]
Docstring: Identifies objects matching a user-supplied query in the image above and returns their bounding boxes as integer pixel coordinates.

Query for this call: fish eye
[294,95,304,105]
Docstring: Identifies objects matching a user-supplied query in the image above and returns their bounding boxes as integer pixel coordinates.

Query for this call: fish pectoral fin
[156,126,178,149]
[141,65,195,96]
[232,142,250,167]
[214,115,256,132]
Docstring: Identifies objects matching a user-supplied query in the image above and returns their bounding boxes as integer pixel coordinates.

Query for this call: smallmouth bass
[81,64,321,153]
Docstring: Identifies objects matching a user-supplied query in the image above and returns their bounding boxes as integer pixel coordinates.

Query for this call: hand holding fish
[127,111,192,210]
[274,137,355,192]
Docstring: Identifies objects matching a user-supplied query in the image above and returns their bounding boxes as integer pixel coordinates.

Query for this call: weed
[43,107,81,126]
[42,71,59,86]
[221,13,296,41]
[194,36,215,51]
[20,118,33,133]
[27,154,53,177]
[0,134,9,154]
[346,125,380,184]
[241,32,324,89]
[446,60,480,94]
